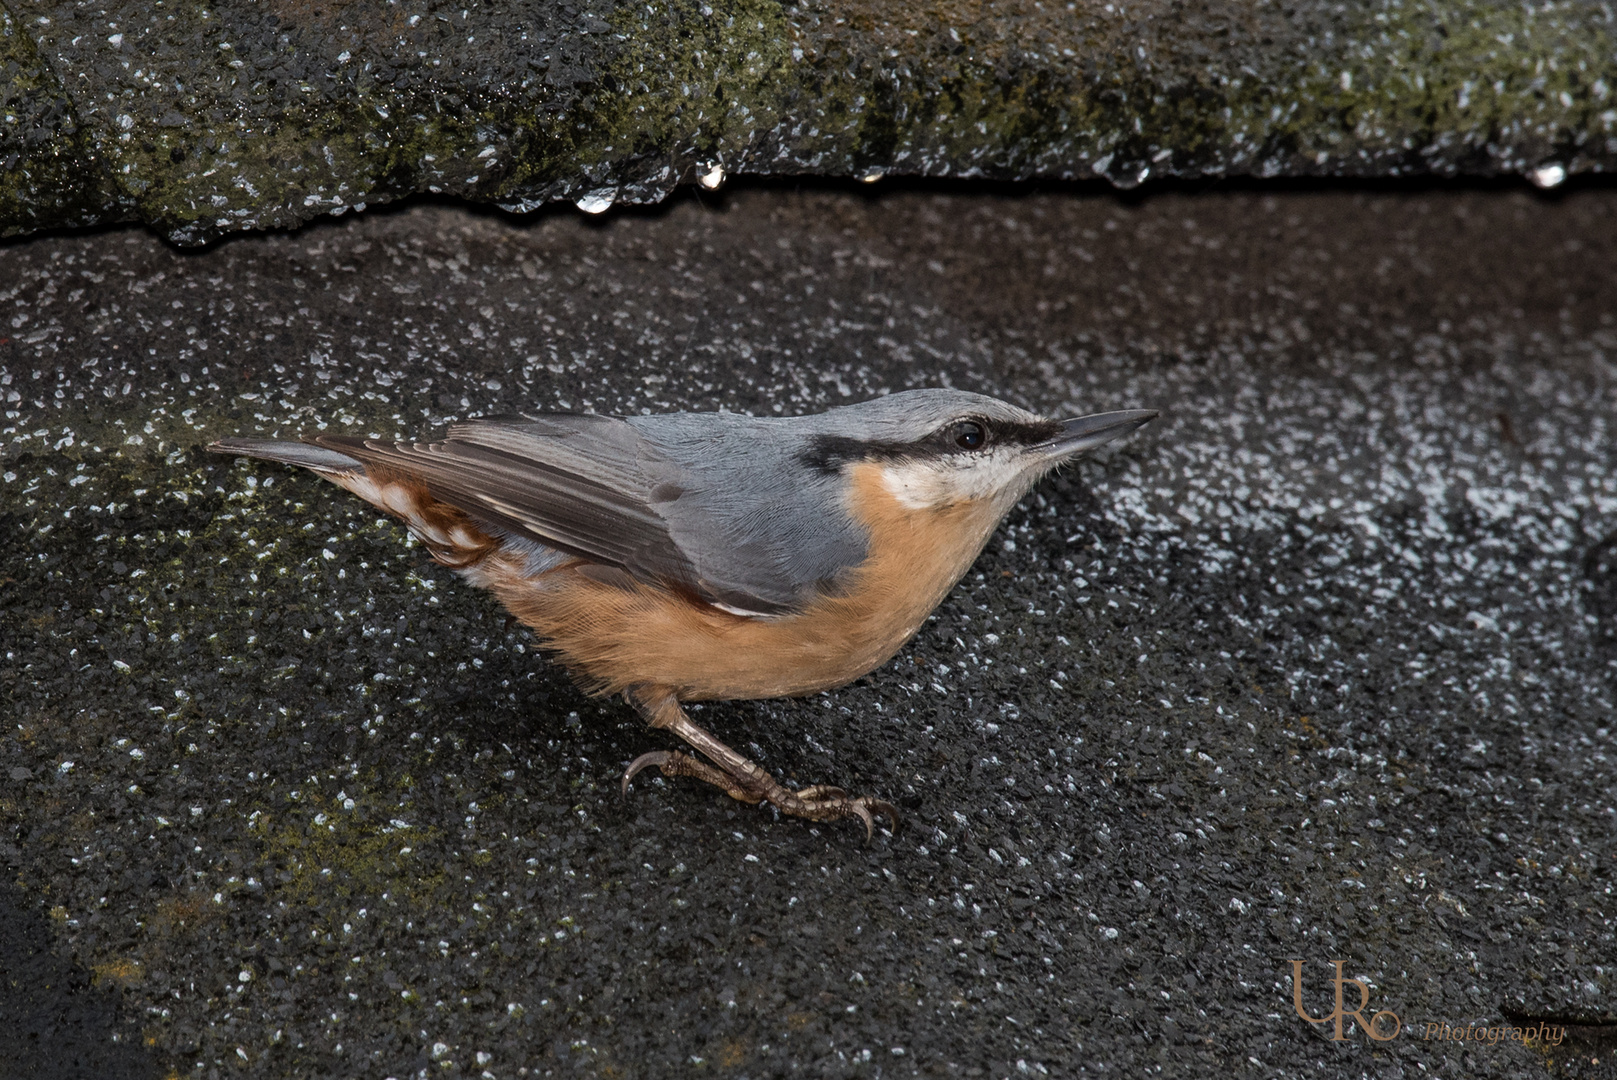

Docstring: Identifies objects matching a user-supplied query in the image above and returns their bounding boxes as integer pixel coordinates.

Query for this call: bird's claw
[828,795,899,842]
[621,750,674,795]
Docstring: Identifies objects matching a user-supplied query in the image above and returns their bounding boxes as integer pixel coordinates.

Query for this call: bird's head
[799,388,1157,513]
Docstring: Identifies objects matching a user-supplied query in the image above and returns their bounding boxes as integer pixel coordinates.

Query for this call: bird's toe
[792,784,847,801]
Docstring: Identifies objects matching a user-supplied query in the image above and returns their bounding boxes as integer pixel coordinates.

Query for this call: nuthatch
[210,389,1155,836]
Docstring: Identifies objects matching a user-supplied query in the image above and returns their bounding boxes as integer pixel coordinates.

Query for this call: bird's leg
[621,686,898,840]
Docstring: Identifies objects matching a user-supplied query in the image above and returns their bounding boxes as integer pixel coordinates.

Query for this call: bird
[208,389,1156,837]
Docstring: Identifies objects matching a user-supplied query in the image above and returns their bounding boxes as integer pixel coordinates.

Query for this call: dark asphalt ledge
[1,181,1615,1078]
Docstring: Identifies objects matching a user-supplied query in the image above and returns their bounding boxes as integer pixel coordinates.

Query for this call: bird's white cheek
[877,454,1028,509]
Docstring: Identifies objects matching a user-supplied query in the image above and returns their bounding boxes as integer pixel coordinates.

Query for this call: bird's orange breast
[476,462,1005,701]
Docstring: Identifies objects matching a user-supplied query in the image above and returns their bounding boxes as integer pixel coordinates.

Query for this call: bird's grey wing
[309,414,718,601]
[657,495,869,615]
[624,415,871,615]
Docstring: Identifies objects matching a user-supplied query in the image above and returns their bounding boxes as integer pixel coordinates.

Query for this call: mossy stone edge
[2,0,1614,245]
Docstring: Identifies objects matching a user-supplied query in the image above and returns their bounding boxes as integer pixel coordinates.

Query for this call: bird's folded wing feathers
[308,415,795,614]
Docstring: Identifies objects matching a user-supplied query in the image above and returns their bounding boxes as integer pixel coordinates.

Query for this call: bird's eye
[954,421,987,450]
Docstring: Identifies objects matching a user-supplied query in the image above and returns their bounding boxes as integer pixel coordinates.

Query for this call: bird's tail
[207,438,365,476]
[207,436,502,571]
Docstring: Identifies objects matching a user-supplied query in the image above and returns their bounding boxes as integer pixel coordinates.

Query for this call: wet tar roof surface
[1,182,1615,1078]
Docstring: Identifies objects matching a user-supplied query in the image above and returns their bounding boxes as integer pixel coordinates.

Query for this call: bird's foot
[621,689,898,841]
[779,786,899,841]
[623,749,896,840]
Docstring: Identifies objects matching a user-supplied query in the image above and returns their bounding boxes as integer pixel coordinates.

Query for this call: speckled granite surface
[1,183,1615,1077]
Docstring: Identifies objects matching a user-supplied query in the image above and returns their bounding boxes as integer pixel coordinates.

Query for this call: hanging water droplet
[575,187,618,214]
[1104,162,1150,189]
[1528,163,1566,189]
[697,162,725,190]
[860,169,885,184]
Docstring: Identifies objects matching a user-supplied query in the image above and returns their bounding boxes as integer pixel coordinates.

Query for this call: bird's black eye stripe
[953,420,988,450]
[799,416,1064,474]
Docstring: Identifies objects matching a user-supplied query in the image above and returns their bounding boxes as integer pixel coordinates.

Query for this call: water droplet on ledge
[575,187,618,214]
[697,162,725,190]
[1103,162,1151,189]
[1528,163,1567,189]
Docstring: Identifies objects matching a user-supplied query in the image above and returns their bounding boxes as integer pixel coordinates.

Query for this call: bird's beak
[1033,409,1159,459]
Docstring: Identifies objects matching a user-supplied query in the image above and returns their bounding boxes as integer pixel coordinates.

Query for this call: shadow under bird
[209,389,1156,837]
